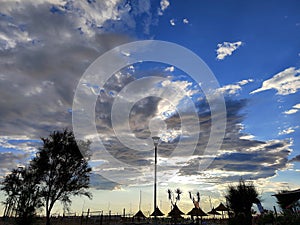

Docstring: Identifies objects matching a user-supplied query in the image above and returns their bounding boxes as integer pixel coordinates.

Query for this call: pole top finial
[152,136,160,146]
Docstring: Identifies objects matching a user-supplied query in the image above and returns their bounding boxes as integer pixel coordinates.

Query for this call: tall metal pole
[152,136,159,225]
[154,144,157,225]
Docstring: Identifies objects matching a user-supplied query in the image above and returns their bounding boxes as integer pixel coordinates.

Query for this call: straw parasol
[168,204,185,218]
[187,207,208,217]
[187,207,207,225]
[134,210,146,218]
[215,203,228,219]
[150,207,164,217]
[208,207,221,215]
[207,207,220,219]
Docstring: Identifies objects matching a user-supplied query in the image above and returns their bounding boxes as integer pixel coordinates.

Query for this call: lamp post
[152,136,160,225]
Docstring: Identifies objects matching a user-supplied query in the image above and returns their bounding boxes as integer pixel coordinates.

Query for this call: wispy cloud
[284,109,298,115]
[279,126,299,135]
[250,67,300,95]
[284,103,300,114]
[239,134,255,140]
[179,139,292,183]
[216,41,243,60]
[216,79,253,95]
[290,155,300,162]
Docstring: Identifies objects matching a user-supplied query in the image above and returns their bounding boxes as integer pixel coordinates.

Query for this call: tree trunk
[46,209,51,225]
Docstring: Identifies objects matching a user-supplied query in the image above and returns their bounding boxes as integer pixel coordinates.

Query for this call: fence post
[85,209,90,225]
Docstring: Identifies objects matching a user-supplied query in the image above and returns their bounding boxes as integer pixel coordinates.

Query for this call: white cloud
[293,103,300,109]
[183,18,189,24]
[164,66,174,72]
[240,134,255,140]
[279,126,299,135]
[158,0,170,15]
[238,79,254,85]
[170,19,176,26]
[0,136,40,154]
[160,0,170,12]
[216,79,253,95]
[284,109,298,115]
[216,41,243,60]
[283,103,300,114]
[250,67,300,95]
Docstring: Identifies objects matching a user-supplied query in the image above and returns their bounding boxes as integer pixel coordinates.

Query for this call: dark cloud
[88,89,292,186]
[174,98,291,183]
[0,1,134,138]
[178,137,291,183]
[289,155,300,162]
[89,173,120,190]
[0,0,294,189]
[0,152,28,177]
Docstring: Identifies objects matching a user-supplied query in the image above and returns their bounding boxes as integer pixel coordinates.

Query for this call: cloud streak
[284,103,300,115]
[216,79,253,95]
[251,67,300,95]
[279,126,299,135]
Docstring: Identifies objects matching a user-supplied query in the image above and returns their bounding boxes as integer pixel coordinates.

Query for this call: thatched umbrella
[207,207,220,219]
[134,210,146,218]
[187,207,207,225]
[150,207,164,217]
[133,210,146,222]
[168,204,185,218]
[187,207,208,217]
[215,203,228,219]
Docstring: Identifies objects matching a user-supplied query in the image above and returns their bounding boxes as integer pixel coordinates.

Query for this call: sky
[0,0,300,217]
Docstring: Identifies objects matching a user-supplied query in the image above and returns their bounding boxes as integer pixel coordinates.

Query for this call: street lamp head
[152,136,160,147]
[17,166,24,171]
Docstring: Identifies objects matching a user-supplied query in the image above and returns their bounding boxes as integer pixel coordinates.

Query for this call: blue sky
[0,0,300,217]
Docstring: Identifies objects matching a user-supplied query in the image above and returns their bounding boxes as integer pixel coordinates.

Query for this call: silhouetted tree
[30,129,92,225]
[225,179,259,225]
[1,166,42,225]
[168,188,182,206]
[1,168,22,218]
